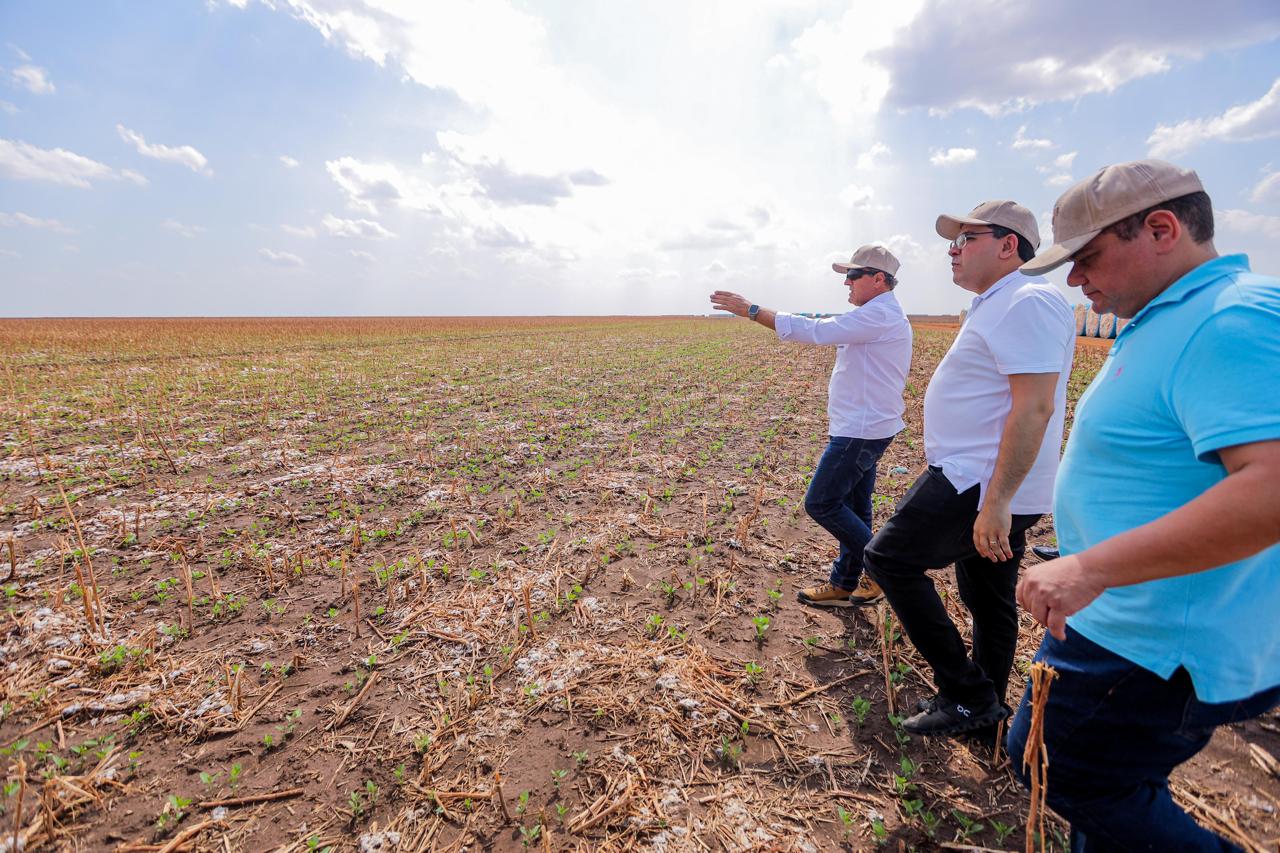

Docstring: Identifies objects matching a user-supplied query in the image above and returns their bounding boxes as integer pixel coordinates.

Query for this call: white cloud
[11,65,54,94]
[1012,125,1053,150]
[325,157,407,215]
[855,143,891,171]
[768,0,927,125]
[281,223,317,238]
[120,168,149,186]
[1044,173,1074,187]
[259,248,304,266]
[617,267,653,282]
[116,125,212,175]
[881,233,927,263]
[838,184,876,209]
[1148,78,1280,158]
[0,138,119,188]
[349,249,375,263]
[162,219,205,238]
[879,2,1280,116]
[321,213,395,239]
[0,211,73,233]
[279,155,300,168]
[1053,151,1078,170]
[1251,169,1280,204]
[930,147,977,167]
[1219,208,1280,239]
[705,259,727,276]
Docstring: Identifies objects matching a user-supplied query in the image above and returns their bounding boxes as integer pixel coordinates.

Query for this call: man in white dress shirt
[862,201,1075,737]
[710,244,913,608]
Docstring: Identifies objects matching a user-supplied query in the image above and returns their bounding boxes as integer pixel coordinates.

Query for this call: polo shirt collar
[1131,254,1250,322]
[970,268,1024,310]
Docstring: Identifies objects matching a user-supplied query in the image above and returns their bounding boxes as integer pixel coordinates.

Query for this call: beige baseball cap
[936,200,1041,252]
[1021,159,1205,275]
[832,244,900,276]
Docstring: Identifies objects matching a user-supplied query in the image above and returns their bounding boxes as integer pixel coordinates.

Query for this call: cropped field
[1,317,1275,852]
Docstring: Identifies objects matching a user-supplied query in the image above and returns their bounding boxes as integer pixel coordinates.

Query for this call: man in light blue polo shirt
[1010,159,1280,851]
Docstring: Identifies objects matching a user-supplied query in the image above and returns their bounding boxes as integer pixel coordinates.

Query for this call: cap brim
[935,214,991,241]
[833,262,890,275]
[1019,231,1099,276]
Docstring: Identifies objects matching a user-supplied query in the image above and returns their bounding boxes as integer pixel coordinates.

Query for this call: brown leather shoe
[848,575,884,605]
[796,582,855,609]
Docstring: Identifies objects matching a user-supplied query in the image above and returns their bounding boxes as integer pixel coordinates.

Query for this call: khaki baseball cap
[936,200,1041,252]
[832,244,900,276]
[1021,159,1205,275]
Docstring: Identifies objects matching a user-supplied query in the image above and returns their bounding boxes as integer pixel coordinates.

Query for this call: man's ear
[1145,209,1182,253]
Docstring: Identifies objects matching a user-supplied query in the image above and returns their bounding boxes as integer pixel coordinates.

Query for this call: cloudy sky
[3,1,1279,317]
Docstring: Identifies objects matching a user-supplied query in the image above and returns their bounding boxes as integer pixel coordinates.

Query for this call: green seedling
[951,809,985,841]
[752,615,770,641]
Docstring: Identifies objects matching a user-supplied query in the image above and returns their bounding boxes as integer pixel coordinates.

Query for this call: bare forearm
[709,291,776,330]
[1078,464,1280,587]
[986,403,1052,508]
[752,308,777,331]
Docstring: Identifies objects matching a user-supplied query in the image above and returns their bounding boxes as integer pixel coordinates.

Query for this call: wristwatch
[748,304,760,320]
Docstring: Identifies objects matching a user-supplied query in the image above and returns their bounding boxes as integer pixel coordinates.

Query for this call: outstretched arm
[710,291,776,330]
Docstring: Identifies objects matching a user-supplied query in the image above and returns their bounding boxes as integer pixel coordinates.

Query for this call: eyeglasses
[949,230,996,251]
[845,269,877,281]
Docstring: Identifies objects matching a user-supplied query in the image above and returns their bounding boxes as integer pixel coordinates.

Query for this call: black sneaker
[1031,545,1060,561]
[915,693,940,714]
[901,695,1009,737]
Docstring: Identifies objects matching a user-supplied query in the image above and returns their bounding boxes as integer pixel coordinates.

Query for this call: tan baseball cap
[832,244,900,276]
[936,200,1041,252]
[1021,159,1205,275]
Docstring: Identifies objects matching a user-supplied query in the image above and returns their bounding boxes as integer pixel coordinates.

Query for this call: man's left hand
[1017,554,1106,641]
[710,291,750,317]
[972,500,1014,562]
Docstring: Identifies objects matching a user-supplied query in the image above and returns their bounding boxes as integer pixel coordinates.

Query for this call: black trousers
[864,466,1041,706]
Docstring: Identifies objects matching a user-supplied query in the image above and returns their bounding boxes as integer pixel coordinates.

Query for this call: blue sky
[2,1,1279,316]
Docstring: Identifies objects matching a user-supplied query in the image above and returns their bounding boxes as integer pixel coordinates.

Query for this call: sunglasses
[949,230,996,251]
[845,268,878,281]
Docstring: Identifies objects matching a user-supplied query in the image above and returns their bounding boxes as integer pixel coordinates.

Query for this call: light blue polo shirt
[1057,255,1280,703]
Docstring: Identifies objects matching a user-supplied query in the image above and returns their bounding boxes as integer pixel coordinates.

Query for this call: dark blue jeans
[1007,627,1280,852]
[803,435,893,591]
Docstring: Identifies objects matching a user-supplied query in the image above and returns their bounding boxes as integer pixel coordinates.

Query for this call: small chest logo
[1112,365,1124,379]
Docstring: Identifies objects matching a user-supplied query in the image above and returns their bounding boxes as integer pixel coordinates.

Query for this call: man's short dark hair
[881,271,897,290]
[989,225,1036,263]
[1103,191,1214,244]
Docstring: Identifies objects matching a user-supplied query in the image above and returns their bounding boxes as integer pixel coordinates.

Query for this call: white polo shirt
[922,270,1075,513]
[775,290,913,440]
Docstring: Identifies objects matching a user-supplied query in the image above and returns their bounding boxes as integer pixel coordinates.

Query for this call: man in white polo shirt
[863,201,1075,737]
[710,245,912,607]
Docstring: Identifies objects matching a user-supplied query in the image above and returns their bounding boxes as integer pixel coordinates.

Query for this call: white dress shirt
[923,270,1075,513]
[775,290,913,440]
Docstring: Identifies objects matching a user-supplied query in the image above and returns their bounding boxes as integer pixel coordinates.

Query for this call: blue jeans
[803,435,893,590]
[1007,627,1280,852]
